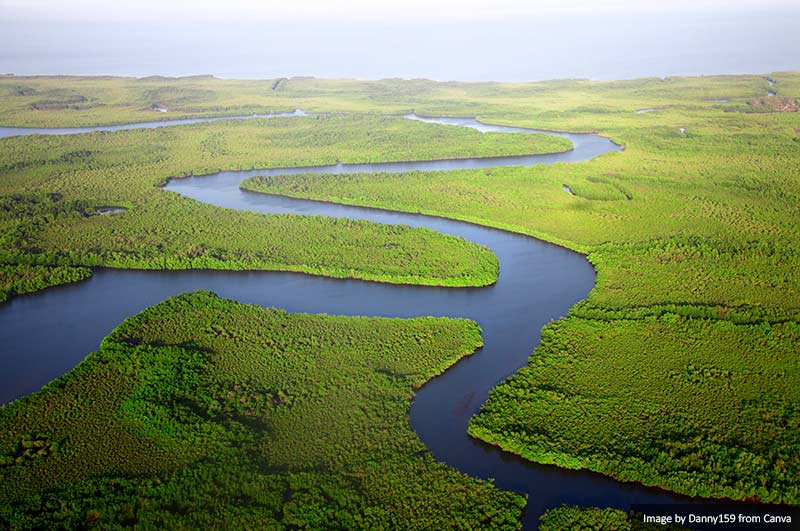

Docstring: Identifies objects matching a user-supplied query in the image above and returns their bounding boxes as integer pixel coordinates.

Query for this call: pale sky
[3,0,796,21]
[1,0,798,80]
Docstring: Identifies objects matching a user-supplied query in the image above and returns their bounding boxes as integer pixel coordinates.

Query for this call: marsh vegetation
[237,73,800,504]
[0,292,525,529]
[0,72,798,528]
[0,113,574,299]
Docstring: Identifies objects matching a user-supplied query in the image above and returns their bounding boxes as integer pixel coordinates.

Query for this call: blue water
[0,113,760,529]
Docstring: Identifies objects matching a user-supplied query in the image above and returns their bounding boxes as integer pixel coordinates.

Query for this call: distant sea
[1,8,798,81]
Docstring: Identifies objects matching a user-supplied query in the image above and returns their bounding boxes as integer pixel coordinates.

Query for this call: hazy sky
[4,0,797,20]
[1,0,798,81]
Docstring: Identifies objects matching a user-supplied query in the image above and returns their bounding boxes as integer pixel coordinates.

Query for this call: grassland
[0,291,524,529]
[239,75,800,504]
[0,114,573,301]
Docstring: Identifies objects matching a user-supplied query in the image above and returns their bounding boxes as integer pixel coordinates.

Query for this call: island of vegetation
[0,114,574,301]
[0,291,524,529]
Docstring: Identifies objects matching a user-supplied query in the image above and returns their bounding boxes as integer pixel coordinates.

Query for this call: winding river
[0,112,736,529]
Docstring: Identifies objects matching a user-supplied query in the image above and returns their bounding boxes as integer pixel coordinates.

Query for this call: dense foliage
[469,316,800,502]
[237,75,800,504]
[0,114,577,299]
[0,193,99,300]
[1,72,798,524]
[0,263,91,302]
[0,292,525,529]
[539,505,691,531]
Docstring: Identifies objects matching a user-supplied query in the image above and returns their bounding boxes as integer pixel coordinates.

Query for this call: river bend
[1,111,724,529]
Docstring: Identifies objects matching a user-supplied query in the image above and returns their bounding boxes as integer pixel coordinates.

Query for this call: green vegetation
[539,505,691,531]
[0,263,91,302]
[237,75,800,503]
[469,317,800,502]
[1,72,798,520]
[1,73,793,128]
[0,113,575,300]
[0,291,525,529]
[539,506,631,531]
[0,193,98,301]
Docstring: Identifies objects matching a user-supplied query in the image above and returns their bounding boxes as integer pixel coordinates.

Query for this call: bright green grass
[0,291,525,530]
[0,114,573,300]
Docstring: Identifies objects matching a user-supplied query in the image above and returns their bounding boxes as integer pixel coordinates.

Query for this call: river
[0,112,746,529]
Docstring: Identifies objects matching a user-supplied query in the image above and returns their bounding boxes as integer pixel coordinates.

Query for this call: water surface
[0,109,307,139]
[1,114,754,529]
